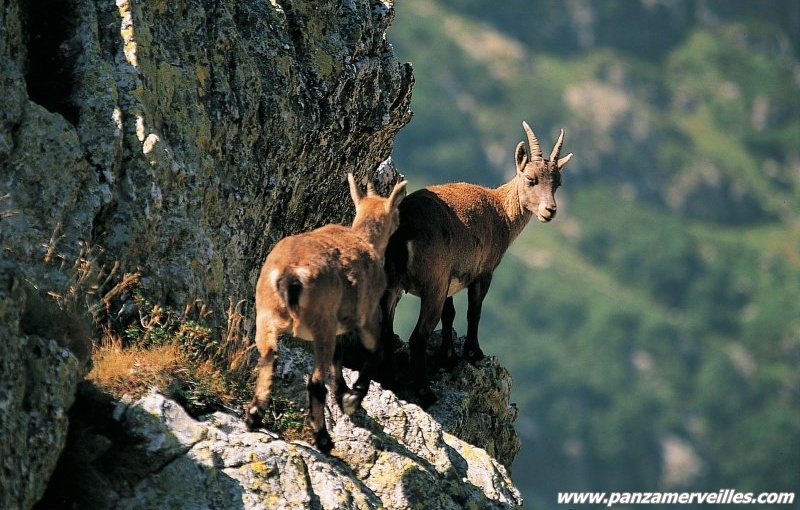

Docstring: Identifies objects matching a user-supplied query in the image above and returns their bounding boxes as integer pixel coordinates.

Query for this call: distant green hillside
[388,1,799,507]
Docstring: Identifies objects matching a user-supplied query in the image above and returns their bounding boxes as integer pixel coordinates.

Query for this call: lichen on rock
[428,336,522,470]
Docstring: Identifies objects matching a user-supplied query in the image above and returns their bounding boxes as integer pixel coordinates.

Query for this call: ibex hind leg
[245,319,279,430]
[245,354,276,430]
[341,320,381,415]
[409,287,446,409]
[331,339,351,412]
[437,296,460,371]
[307,379,333,453]
[308,327,336,453]
[377,286,403,390]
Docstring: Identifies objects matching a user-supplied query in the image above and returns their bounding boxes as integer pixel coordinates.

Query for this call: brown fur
[381,121,573,407]
[246,173,407,453]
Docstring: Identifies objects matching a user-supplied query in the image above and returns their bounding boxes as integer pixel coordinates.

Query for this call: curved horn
[550,128,565,163]
[522,121,543,161]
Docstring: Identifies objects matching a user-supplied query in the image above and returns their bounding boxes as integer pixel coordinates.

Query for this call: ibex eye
[525,177,538,186]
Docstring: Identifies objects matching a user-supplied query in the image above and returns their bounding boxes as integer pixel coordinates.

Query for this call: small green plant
[263,397,309,442]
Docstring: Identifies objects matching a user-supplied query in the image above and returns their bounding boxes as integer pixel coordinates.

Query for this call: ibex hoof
[314,429,334,454]
[341,392,363,416]
[437,348,460,372]
[464,347,485,364]
[244,405,265,431]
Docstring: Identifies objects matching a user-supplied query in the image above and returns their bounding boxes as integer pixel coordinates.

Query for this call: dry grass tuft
[87,333,185,400]
[88,297,257,416]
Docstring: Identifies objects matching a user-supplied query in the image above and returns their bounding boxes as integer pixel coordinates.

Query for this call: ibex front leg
[464,274,492,363]
[438,296,459,371]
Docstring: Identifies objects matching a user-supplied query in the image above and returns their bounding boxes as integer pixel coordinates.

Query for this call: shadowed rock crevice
[23,0,80,124]
[36,383,248,510]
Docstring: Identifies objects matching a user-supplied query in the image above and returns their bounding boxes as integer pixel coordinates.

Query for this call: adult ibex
[246,174,407,453]
[380,121,573,407]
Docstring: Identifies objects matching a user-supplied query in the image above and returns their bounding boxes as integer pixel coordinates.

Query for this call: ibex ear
[515,142,528,173]
[557,153,573,169]
[386,180,408,211]
[347,173,363,205]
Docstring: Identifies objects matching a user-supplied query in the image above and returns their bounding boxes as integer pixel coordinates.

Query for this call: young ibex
[380,121,573,407]
[246,173,407,453]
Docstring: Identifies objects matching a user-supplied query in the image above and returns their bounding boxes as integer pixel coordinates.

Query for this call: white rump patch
[294,267,311,282]
[269,269,281,289]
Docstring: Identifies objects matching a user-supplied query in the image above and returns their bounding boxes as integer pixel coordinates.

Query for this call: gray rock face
[89,347,522,509]
[0,270,83,510]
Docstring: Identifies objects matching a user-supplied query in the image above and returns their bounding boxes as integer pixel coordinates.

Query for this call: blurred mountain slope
[388,0,799,506]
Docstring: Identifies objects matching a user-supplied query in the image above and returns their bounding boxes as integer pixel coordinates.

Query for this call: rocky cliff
[1,0,522,507]
[38,341,521,509]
